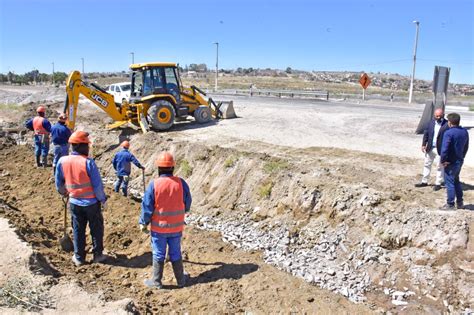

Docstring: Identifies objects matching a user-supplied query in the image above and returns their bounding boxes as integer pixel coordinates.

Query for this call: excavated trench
[1,105,473,313]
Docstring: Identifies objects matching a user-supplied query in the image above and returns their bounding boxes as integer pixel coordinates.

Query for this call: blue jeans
[34,135,49,157]
[70,202,104,262]
[114,175,129,196]
[53,144,69,168]
[151,232,182,263]
[444,161,463,206]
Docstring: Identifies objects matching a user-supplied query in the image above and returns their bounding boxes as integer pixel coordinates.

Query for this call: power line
[417,58,473,65]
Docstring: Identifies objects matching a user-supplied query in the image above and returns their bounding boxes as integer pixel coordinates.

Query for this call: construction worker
[112,140,144,197]
[50,114,72,174]
[25,106,52,167]
[139,152,192,289]
[55,131,108,266]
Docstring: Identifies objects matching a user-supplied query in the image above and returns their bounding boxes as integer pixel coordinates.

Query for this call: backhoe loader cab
[129,62,218,131]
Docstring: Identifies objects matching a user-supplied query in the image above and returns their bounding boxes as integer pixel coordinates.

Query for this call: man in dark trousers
[439,113,469,210]
[25,106,52,167]
[50,114,72,174]
[112,140,144,197]
[55,131,108,266]
[415,108,448,191]
[139,152,192,289]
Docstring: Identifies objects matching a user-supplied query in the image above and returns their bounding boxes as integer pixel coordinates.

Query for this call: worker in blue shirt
[112,140,144,197]
[50,114,72,174]
[25,106,52,167]
[55,131,108,266]
[440,113,469,210]
[139,152,192,289]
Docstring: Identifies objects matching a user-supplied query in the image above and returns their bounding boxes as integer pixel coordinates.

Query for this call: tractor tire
[194,105,212,124]
[147,100,175,131]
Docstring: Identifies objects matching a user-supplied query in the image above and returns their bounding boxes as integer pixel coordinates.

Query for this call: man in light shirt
[415,108,448,191]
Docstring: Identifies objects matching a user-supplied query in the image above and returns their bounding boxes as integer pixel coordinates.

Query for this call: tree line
[0,70,68,85]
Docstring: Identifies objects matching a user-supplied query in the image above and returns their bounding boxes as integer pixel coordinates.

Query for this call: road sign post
[359,73,371,101]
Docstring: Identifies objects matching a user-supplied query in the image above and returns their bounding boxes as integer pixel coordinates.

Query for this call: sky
[0,0,473,84]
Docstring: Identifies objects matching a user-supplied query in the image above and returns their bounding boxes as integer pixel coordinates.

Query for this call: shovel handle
[142,169,146,194]
[62,196,69,232]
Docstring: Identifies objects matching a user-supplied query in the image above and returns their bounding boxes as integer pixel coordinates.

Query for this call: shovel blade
[60,234,74,252]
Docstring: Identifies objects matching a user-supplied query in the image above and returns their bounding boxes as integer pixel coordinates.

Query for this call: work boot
[171,259,187,288]
[35,156,42,167]
[456,202,464,210]
[93,253,110,264]
[144,261,164,289]
[41,156,48,168]
[72,255,85,267]
[439,204,456,211]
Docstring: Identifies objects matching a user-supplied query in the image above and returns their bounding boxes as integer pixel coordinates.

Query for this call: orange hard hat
[121,140,130,149]
[155,152,175,168]
[68,131,91,144]
[36,106,46,113]
[58,114,67,122]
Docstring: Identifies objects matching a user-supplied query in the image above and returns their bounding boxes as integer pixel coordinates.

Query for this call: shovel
[142,168,146,195]
[59,196,74,252]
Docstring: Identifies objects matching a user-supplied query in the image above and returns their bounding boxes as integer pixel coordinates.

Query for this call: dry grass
[0,277,53,312]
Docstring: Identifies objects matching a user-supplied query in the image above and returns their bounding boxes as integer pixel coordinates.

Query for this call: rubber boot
[144,260,164,289]
[42,156,48,168]
[35,155,42,167]
[171,259,186,288]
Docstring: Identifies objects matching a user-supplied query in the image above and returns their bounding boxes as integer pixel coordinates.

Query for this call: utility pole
[130,52,135,64]
[51,62,55,85]
[408,20,420,104]
[81,57,84,74]
[213,42,219,91]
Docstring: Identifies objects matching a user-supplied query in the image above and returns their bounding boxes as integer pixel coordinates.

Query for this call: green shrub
[263,160,288,173]
[179,159,193,177]
[224,156,237,168]
[258,181,274,198]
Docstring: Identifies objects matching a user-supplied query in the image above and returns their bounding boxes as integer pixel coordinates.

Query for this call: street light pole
[213,42,219,91]
[130,52,135,64]
[81,57,84,74]
[408,20,420,104]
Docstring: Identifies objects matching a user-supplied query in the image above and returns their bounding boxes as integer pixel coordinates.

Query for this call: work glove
[102,200,108,211]
[139,224,149,233]
[140,166,145,170]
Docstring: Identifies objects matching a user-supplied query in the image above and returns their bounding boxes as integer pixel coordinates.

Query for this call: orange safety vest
[61,155,96,199]
[33,117,48,135]
[151,176,185,234]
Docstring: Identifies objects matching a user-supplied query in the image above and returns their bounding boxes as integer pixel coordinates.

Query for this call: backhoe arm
[64,71,125,130]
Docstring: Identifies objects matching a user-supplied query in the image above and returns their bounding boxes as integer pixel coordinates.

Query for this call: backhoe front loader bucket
[209,98,237,119]
[217,101,236,119]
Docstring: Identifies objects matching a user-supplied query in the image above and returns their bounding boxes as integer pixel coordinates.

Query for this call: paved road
[187,94,473,167]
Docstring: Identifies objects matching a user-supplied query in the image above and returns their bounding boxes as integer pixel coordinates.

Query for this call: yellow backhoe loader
[64,62,236,133]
